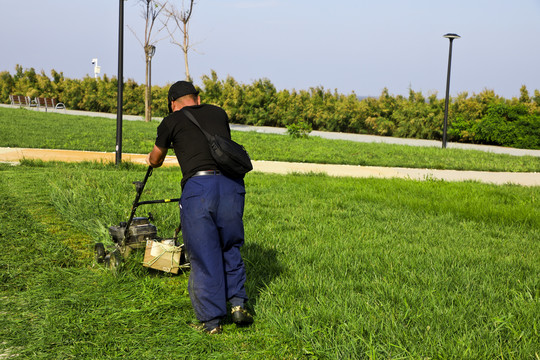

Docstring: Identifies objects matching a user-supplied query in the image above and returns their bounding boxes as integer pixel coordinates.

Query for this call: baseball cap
[168,81,199,113]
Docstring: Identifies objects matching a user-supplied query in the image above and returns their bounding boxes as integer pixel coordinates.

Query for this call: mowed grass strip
[1,107,539,172]
[1,161,538,359]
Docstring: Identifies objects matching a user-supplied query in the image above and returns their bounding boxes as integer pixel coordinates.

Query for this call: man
[147,81,252,334]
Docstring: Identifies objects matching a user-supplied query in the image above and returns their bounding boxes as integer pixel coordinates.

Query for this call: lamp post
[442,33,460,149]
[148,46,156,90]
[116,0,125,165]
[150,45,155,116]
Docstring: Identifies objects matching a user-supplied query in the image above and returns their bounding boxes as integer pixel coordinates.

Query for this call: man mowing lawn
[147,81,253,334]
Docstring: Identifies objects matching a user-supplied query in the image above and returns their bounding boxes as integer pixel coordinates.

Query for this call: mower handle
[137,198,181,205]
[122,166,154,245]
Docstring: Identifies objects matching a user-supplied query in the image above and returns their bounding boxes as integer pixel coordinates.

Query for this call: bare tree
[129,0,166,122]
[162,0,196,81]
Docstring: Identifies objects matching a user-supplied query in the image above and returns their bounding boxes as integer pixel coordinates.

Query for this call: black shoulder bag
[182,109,253,178]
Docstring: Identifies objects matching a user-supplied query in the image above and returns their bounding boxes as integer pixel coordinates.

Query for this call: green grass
[1,161,539,359]
[1,107,539,172]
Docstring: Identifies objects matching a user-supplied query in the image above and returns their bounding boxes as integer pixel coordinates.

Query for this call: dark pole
[115,0,125,164]
[148,46,155,121]
[442,33,460,149]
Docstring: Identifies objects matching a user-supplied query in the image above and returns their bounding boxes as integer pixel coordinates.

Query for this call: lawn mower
[94,166,189,273]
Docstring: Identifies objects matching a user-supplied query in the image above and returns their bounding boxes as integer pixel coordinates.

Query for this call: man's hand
[147,145,168,168]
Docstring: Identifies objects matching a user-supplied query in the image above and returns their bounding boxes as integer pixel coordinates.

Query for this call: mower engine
[95,215,159,268]
[109,216,158,247]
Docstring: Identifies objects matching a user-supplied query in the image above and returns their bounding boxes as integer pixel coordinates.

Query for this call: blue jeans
[180,174,247,322]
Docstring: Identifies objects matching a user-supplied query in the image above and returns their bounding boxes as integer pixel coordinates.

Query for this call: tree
[162,0,196,81]
[129,0,166,122]
[519,85,530,103]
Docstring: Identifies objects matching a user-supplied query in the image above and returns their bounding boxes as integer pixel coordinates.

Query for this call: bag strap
[182,109,213,141]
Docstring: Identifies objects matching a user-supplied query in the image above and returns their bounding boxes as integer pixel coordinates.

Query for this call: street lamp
[148,45,156,58]
[148,45,156,97]
[148,46,156,88]
[442,33,460,149]
[116,0,125,165]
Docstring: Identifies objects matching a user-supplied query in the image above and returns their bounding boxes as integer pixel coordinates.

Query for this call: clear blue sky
[2,0,539,98]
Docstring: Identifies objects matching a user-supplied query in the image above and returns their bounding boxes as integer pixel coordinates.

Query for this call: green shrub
[2,65,540,149]
[286,120,312,138]
[474,103,540,148]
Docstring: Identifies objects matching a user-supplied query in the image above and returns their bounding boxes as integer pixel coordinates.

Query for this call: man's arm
[146,145,168,168]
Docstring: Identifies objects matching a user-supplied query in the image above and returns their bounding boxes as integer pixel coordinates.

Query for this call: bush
[474,103,540,148]
[286,120,312,138]
[2,65,539,149]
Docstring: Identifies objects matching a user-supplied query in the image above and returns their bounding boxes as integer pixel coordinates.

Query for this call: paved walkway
[1,147,538,186]
[2,105,539,186]
[3,103,539,157]
[230,125,540,157]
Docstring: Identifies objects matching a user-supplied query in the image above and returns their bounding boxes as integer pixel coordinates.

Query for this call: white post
[92,58,101,79]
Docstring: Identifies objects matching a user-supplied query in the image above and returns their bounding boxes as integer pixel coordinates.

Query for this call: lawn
[1,161,538,359]
[1,107,539,172]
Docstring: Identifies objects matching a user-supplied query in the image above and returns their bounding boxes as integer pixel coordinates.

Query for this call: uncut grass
[1,107,539,173]
[1,161,539,359]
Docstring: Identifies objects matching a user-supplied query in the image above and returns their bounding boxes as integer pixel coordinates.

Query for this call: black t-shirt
[155,104,231,188]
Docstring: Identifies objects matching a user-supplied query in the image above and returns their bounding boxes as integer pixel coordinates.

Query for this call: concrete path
[1,147,538,186]
[230,124,540,158]
[2,105,539,185]
[0,103,153,122]
[3,104,539,158]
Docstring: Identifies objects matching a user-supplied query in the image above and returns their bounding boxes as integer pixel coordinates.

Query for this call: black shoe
[231,306,254,326]
[190,323,223,335]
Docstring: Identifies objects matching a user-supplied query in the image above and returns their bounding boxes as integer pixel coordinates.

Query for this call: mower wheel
[95,243,106,263]
[108,249,122,269]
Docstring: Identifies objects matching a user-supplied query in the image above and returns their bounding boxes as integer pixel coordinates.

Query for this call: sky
[2,0,539,99]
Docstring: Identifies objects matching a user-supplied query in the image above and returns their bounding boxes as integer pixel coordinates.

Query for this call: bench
[9,95,30,107]
[9,95,66,112]
[34,97,65,112]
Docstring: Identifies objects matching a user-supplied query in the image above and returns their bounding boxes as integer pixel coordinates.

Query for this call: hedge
[2,65,539,149]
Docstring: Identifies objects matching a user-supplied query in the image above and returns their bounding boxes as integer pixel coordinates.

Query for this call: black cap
[168,81,199,113]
